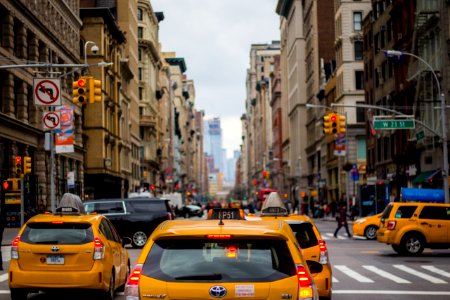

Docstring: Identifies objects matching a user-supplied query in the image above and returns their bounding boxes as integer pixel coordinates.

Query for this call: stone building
[0,0,83,225]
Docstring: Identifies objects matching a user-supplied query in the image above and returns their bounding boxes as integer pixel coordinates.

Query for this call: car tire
[364,225,378,240]
[132,230,148,248]
[102,271,115,300]
[400,233,425,255]
[391,244,402,254]
[117,262,130,292]
[10,288,28,300]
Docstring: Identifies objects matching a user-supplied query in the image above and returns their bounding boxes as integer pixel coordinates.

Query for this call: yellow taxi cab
[8,199,130,300]
[352,213,382,240]
[125,219,322,300]
[249,192,332,300]
[377,201,450,255]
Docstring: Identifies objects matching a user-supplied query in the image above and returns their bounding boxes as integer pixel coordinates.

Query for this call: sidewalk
[2,227,20,246]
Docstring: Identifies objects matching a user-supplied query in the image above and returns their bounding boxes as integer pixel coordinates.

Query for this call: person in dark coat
[334,201,352,238]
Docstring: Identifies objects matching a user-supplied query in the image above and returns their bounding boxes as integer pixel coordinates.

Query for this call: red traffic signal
[151,185,155,191]
[252,179,258,185]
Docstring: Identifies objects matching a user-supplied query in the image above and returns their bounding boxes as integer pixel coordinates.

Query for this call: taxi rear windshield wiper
[174,273,223,280]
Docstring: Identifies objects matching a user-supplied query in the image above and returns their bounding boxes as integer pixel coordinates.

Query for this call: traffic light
[337,113,346,134]
[15,156,22,177]
[323,113,335,135]
[23,156,32,174]
[72,77,89,104]
[89,79,102,103]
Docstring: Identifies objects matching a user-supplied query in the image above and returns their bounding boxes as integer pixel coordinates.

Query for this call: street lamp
[84,41,99,65]
[384,50,449,204]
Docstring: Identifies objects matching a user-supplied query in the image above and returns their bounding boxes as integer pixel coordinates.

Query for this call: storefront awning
[412,169,441,185]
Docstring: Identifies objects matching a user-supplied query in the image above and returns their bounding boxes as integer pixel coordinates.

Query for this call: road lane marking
[334,265,374,282]
[0,274,8,282]
[393,265,447,284]
[362,265,411,283]
[332,276,339,283]
[421,265,450,278]
[333,290,450,295]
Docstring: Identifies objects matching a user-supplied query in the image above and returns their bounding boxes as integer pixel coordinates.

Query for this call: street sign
[416,130,425,141]
[43,111,61,130]
[373,119,415,129]
[33,78,61,106]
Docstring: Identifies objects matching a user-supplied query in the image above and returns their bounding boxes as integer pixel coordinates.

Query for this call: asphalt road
[0,217,449,299]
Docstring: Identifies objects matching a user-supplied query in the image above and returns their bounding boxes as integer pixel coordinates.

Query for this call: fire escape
[409,0,441,146]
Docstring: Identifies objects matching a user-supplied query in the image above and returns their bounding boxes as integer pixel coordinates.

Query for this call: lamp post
[84,41,99,65]
[384,50,449,204]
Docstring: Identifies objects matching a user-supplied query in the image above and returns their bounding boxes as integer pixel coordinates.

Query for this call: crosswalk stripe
[421,265,450,278]
[362,265,411,283]
[334,265,374,283]
[325,233,346,240]
[393,265,447,284]
[0,273,8,282]
[332,276,339,283]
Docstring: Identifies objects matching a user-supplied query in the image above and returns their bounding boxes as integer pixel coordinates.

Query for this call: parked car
[9,205,130,300]
[180,204,204,218]
[84,198,173,248]
[125,219,321,300]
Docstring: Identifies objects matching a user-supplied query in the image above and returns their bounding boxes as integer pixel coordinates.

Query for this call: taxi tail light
[125,264,143,299]
[387,220,397,230]
[318,239,329,264]
[11,236,20,259]
[93,237,105,260]
[296,264,314,299]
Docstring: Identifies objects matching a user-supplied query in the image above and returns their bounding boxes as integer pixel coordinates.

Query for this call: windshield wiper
[174,273,223,280]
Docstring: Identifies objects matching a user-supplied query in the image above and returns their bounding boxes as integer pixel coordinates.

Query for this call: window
[394,206,417,219]
[138,67,142,81]
[354,41,363,60]
[355,71,364,90]
[356,102,365,123]
[21,223,94,245]
[353,12,362,31]
[137,8,143,21]
[289,223,318,249]
[138,27,143,39]
[419,206,450,220]
[138,48,142,61]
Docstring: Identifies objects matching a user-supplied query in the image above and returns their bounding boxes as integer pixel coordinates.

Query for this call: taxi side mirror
[306,260,323,274]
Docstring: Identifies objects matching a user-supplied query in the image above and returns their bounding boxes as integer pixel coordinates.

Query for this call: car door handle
[420,222,429,226]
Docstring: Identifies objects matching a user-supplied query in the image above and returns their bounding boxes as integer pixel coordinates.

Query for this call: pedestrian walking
[334,201,352,238]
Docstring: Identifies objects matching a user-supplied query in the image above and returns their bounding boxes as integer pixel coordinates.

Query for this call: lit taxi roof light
[207,234,232,239]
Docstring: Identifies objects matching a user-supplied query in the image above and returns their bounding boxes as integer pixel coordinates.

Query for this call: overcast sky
[151,0,280,158]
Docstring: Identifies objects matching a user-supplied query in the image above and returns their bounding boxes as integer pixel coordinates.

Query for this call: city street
[0,218,449,299]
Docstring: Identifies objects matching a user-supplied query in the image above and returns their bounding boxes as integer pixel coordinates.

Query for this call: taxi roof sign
[260,192,289,216]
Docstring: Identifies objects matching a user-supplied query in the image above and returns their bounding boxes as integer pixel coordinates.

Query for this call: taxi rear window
[21,223,94,245]
[142,238,296,282]
[288,223,319,249]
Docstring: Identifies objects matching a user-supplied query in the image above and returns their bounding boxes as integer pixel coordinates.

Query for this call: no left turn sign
[33,78,61,106]
[43,111,61,130]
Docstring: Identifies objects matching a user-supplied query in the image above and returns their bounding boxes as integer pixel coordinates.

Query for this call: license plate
[47,255,64,265]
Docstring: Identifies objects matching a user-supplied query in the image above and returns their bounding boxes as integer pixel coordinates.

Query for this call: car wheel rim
[406,238,420,253]
[366,227,377,239]
[133,231,147,247]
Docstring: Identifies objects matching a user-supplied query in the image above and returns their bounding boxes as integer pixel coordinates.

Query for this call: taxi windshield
[21,223,94,245]
[142,238,296,282]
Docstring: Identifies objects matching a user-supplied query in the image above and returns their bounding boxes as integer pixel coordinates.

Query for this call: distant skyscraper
[203,117,223,172]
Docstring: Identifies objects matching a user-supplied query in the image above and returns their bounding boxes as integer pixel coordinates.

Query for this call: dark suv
[84,198,173,248]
